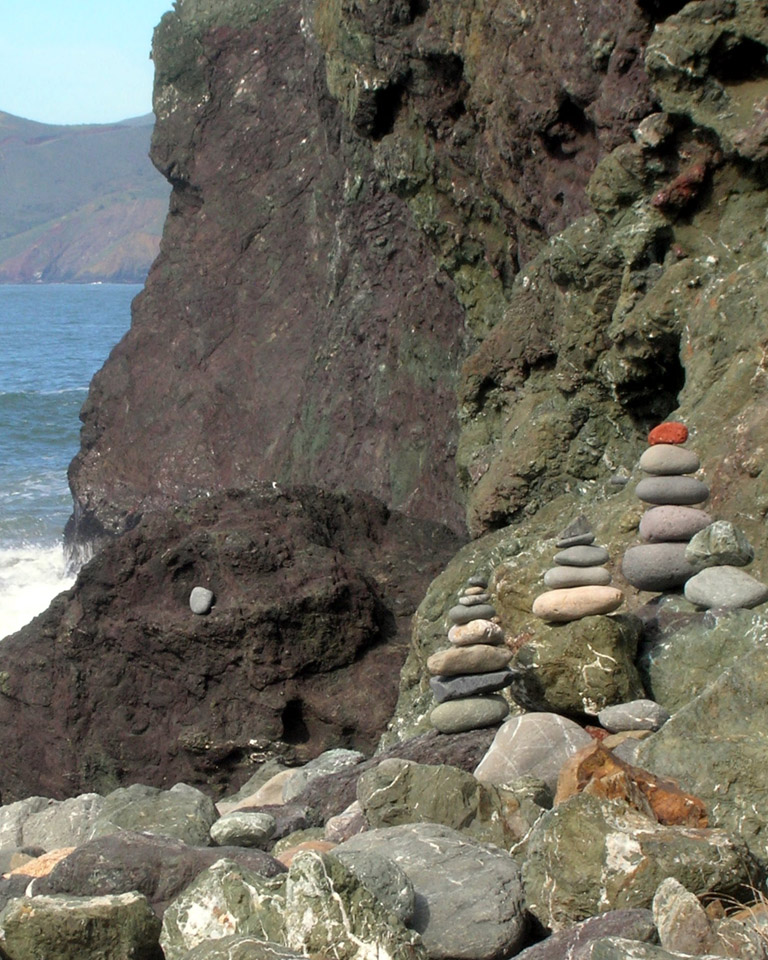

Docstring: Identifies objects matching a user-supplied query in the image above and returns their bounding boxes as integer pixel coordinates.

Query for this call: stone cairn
[532,516,624,622]
[428,575,513,734]
[622,420,768,608]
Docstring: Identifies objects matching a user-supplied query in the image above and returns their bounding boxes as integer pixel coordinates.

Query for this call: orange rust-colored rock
[648,421,689,445]
[6,847,76,879]
[276,839,338,867]
[555,743,707,827]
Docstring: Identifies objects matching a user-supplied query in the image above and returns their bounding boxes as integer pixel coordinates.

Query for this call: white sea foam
[0,543,77,640]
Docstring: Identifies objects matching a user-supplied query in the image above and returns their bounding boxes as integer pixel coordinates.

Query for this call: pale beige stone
[532,586,623,622]
[427,644,512,677]
[218,768,295,814]
[448,619,505,646]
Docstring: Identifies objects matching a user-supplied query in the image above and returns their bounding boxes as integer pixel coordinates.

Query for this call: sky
[0,0,176,126]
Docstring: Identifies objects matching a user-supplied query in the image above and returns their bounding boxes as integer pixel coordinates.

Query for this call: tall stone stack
[428,575,513,734]
[532,517,624,623]
[622,421,711,593]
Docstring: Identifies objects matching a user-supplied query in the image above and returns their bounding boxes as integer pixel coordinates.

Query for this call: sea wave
[0,543,78,640]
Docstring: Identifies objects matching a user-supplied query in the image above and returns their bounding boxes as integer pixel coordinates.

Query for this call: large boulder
[89,784,217,846]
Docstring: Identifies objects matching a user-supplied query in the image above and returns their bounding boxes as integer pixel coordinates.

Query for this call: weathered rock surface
[0,487,462,801]
[513,910,656,960]
[89,783,217,846]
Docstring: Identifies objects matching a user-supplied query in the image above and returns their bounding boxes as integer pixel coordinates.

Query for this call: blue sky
[0,0,175,125]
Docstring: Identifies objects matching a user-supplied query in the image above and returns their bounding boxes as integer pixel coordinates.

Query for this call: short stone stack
[532,517,624,622]
[428,575,513,734]
[622,421,711,593]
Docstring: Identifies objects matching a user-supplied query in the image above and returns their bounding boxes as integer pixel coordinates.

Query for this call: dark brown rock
[0,487,463,801]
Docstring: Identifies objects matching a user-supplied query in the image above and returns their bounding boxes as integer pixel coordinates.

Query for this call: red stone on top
[648,421,688,445]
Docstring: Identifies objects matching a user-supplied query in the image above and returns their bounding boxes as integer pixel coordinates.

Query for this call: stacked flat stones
[532,517,624,622]
[622,421,711,593]
[428,575,512,734]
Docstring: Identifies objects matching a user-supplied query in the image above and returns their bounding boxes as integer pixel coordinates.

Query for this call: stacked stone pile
[532,517,624,622]
[427,576,513,734]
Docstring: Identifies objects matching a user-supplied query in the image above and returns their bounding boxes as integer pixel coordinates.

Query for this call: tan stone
[427,644,512,677]
[6,847,75,878]
[532,586,623,622]
[276,839,337,867]
[447,619,505,646]
[217,767,295,814]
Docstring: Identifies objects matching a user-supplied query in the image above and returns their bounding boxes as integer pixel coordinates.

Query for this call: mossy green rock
[90,783,217,847]
[509,614,644,716]
[522,793,754,931]
[283,850,426,960]
[0,892,161,960]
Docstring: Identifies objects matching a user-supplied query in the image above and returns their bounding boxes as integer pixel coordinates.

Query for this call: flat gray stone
[447,603,497,625]
[430,695,509,733]
[467,575,488,588]
[458,594,491,606]
[555,516,594,548]
[622,543,698,591]
[635,476,709,505]
[684,565,768,610]
[639,506,712,543]
[189,586,214,614]
[685,520,754,569]
[544,565,611,588]
[553,545,609,567]
[598,700,670,733]
[639,444,701,475]
[430,670,514,704]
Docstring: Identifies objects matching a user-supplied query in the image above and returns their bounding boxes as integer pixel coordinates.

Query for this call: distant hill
[0,111,169,283]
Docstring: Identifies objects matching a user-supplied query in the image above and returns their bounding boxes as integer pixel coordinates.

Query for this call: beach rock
[210,811,276,848]
[622,543,698,592]
[474,713,593,793]
[181,938,305,960]
[635,476,709,505]
[430,695,509,733]
[685,521,755,569]
[638,506,712,543]
[0,798,58,849]
[189,586,214,615]
[324,802,366,843]
[556,517,595,548]
[338,823,527,960]
[0,891,161,960]
[523,792,753,930]
[447,604,497,625]
[653,878,715,956]
[240,804,309,844]
[648,422,688,445]
[553,545,610,567]
[225,770,296,813]
[543,565,612,588]
[508,614,644,716]
[458,593,491,606]
[512,909,656,960]
[467,576,488,589]
[532,585,623,621]
[447,619,505,646]
[6,848,75,879]
[430,670,513,703]
[281,749,365,802]
[332,849,416,924]
[598,700,670,733]
[36,831,286,915]
[283,851,424,960]
[575,938,724,959]
[638,444,700,475]
[89,783,218,846]
[160,859,288,958]
[21,794,105,852]
[427,644,512,676]
[684,566,768,610]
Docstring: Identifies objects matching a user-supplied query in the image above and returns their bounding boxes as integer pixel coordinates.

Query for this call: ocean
[0,284,137,639]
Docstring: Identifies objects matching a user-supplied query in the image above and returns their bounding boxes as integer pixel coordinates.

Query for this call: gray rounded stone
[189,586,214,615]
[684,565,768,610]
[635,477,709,505]
[598,700,671,733]
[638,444,701,475]
[685,520,754,569]
[556,516,594,548]
[210,811,276,848]
[553,545,609,567]
[447,603,497,625]
[430,695,509,733]
[543,565,612,588]
[458,594,491,606]
[467,575,488,588]
[622,543,698,591]
[430,670,514,704]
[639,506,712,543]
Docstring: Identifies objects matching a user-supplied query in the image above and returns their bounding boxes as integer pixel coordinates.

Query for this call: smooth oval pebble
[430,670,514,704]
[552,545,609,567]
[430,695,509,733]
[531,586,623,622]
[684,565,768,609]
[467,575,488,588]
[648,421,688,445]
[543,565,612,588]
[597,699,670,733]
[639,506,712,543]
[447,603,497,625]
[635,476,709,505]
[622,542,698,591]
[448,619,505,646]
[458,593,491,606]
[639,443,700,475]
[427,644,512,677]
[189,586,214,614]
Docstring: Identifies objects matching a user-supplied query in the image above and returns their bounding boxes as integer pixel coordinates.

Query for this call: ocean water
[0,284,137,639]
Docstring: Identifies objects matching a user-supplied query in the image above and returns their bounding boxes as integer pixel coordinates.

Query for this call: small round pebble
[622,542,698,591]
[553,545,610,567]
[189,586,214,615]
[635,476,709,505]
[532,585,623,622]
[648,421,688,445]
[597,699,670,733]
[639,506,712,543]
[684,565,768,609]
[447,603,497,625]
[543,565,612,589]
[447,619,505,646]
[430,695,509,733]
[639,443,700,475]
[463,586,487,597]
